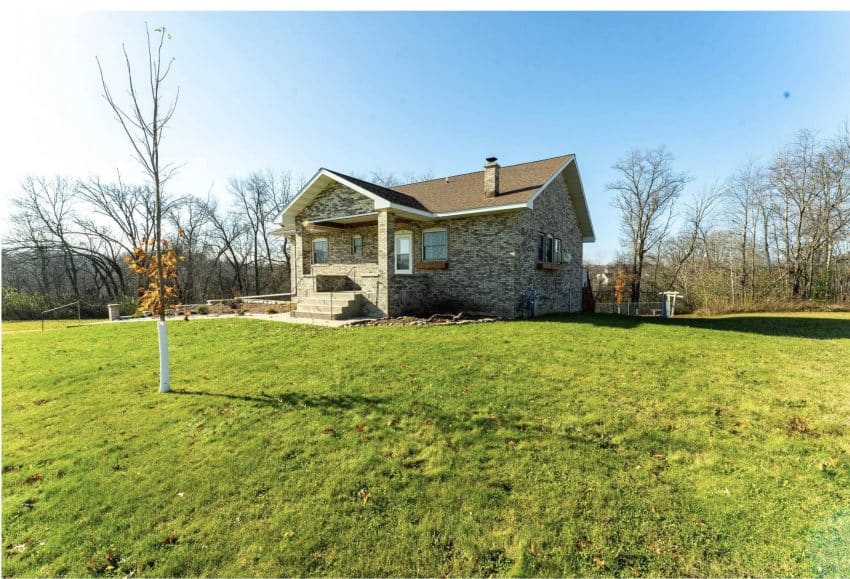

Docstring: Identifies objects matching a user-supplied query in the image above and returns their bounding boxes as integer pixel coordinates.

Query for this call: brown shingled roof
[393,154,574,213]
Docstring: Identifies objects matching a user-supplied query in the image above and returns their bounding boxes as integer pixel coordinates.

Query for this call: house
[275,154,595,320]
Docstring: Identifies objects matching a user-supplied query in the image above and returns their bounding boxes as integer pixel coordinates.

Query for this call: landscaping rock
[351,313,498,327]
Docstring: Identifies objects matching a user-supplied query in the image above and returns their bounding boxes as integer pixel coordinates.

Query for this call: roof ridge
[395,153,574,188]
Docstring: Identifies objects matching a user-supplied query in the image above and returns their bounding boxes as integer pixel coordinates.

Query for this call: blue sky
[3,11,850,261]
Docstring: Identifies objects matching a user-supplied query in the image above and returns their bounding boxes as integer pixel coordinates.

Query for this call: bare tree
[358,169,435,188]
[266,170,298,287]
[10,176,83,298]
[97,24,179,393]
[770,131,820,297]
[169,194,212,303]
[607,147,690,302]
[665,186,721,292]
[725,162,767,302]
[204,198,250,294]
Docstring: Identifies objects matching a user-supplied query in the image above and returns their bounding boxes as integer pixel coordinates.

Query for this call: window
[312,238,328,264]
[351,235,363,258]
[422,229,447,262]
[546,235,554,263]
[537,233,545,262]
[395,231,412,274]
[554,238,562,263]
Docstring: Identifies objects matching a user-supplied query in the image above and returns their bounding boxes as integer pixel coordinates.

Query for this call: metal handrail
[292,262,362,315]
[329,264,360,315]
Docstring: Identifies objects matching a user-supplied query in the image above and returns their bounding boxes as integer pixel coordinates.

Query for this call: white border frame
[394,230,413,275]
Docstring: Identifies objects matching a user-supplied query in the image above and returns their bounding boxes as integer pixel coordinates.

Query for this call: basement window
[312,238,328,264]
[422,229,447,262]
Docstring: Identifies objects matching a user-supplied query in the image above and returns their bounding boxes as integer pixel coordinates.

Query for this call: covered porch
[286,209,424,319]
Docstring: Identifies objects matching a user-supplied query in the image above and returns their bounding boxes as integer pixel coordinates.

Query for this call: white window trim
[394,231,413,275]
[421,227,448,262]
[312,237,328,265]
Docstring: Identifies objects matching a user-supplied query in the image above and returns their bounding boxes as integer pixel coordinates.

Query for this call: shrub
[267,308,278,315]
[197,305,209,315]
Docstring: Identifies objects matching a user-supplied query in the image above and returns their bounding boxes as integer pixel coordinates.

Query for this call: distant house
[275,155,595,319]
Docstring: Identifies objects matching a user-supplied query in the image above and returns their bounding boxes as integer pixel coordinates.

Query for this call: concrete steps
[292,292,363,320]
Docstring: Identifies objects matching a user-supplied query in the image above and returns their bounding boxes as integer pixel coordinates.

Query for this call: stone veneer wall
[385,213,521,318]
[515,172,583,315]
[299,182,374,222]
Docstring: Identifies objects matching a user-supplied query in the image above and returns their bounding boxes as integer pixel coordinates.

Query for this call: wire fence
[41,300,81,331]
[594,301,664,317]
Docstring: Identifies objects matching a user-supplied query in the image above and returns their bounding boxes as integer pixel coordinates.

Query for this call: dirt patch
[787,416,819,437]
[198,300,295,316]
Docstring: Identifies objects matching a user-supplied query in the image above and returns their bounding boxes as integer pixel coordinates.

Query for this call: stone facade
[299,182,374,222]
[289,174,584,319]
[385,213,522,318]
[516,173,583,315]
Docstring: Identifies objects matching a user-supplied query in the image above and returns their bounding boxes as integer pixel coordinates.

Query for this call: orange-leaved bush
[124,237,184,316]
[613,269,633,304]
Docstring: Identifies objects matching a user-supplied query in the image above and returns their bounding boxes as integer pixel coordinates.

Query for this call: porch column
[292,224,305,298]
[377,209,394,316]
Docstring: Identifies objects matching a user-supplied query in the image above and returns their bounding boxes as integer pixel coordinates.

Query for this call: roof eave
[527,156,595,243]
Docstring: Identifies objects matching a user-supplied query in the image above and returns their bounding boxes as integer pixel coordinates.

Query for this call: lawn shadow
[534,313,850,340]
[171,389,388,411]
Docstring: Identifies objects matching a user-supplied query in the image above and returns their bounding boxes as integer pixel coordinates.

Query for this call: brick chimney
[484,156,500,198]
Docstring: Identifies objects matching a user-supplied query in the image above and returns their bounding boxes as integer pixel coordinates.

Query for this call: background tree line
[599,123,850,312]
[2,170,299,319]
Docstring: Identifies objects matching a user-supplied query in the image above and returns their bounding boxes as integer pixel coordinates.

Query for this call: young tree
[97,24,179,393]
[607,147,690,302]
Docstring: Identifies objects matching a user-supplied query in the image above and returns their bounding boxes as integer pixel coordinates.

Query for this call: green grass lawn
[3,314,849,576]
[2,319,106,334]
